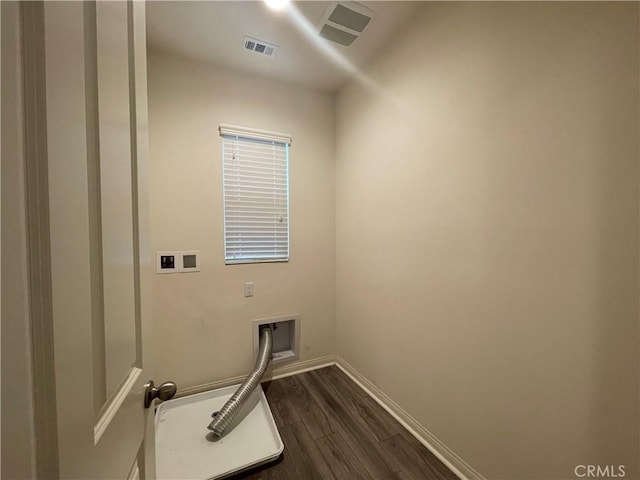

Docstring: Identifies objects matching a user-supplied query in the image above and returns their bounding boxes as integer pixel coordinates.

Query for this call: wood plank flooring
[228,366,459,480]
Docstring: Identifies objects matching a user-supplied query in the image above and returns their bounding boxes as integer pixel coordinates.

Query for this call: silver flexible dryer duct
[208,326,273,436]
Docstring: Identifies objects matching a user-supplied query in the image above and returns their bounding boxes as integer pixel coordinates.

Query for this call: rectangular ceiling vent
[244,37,278,57]
[317,1,375,47]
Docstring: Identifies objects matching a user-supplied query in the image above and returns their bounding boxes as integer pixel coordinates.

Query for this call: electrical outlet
[156,250,200,273]
[180,250,200,272]
[244,282,254,297]
[156,252,177,274]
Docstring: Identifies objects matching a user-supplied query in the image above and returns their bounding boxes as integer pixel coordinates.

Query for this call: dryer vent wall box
[156,251,201,274]
[253,315,300,366]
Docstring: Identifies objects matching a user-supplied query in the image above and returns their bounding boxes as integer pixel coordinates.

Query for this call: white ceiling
[146,1,423,91]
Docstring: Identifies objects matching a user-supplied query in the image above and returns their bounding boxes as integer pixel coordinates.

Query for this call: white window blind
[220,124,291,264]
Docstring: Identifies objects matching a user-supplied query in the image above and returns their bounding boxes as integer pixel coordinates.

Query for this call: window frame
[219,124,292,265]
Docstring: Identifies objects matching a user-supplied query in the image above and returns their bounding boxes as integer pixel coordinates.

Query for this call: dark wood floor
[228,366,459,480]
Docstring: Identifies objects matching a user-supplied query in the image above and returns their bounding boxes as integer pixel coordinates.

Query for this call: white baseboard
[176,354,483,480]
[334,356,485,480]
[175,355,336,398]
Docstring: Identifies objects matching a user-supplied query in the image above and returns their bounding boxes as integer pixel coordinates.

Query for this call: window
[220,124,291,264]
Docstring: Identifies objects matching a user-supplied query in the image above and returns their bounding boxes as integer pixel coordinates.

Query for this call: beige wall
[335,2,639,479]
[147,50,336,389]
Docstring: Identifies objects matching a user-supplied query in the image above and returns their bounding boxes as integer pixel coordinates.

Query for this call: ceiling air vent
[318,1,375,46]
[244,37,278,57]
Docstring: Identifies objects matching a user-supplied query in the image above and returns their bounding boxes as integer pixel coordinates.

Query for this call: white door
[36,1,153,478]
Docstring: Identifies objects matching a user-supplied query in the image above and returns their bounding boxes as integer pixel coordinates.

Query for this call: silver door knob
[144,380,177,408]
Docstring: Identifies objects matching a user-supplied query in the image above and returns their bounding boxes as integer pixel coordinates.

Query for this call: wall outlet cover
[156,251,178,273]
[156,250,201,273]
[180,250,200,272]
